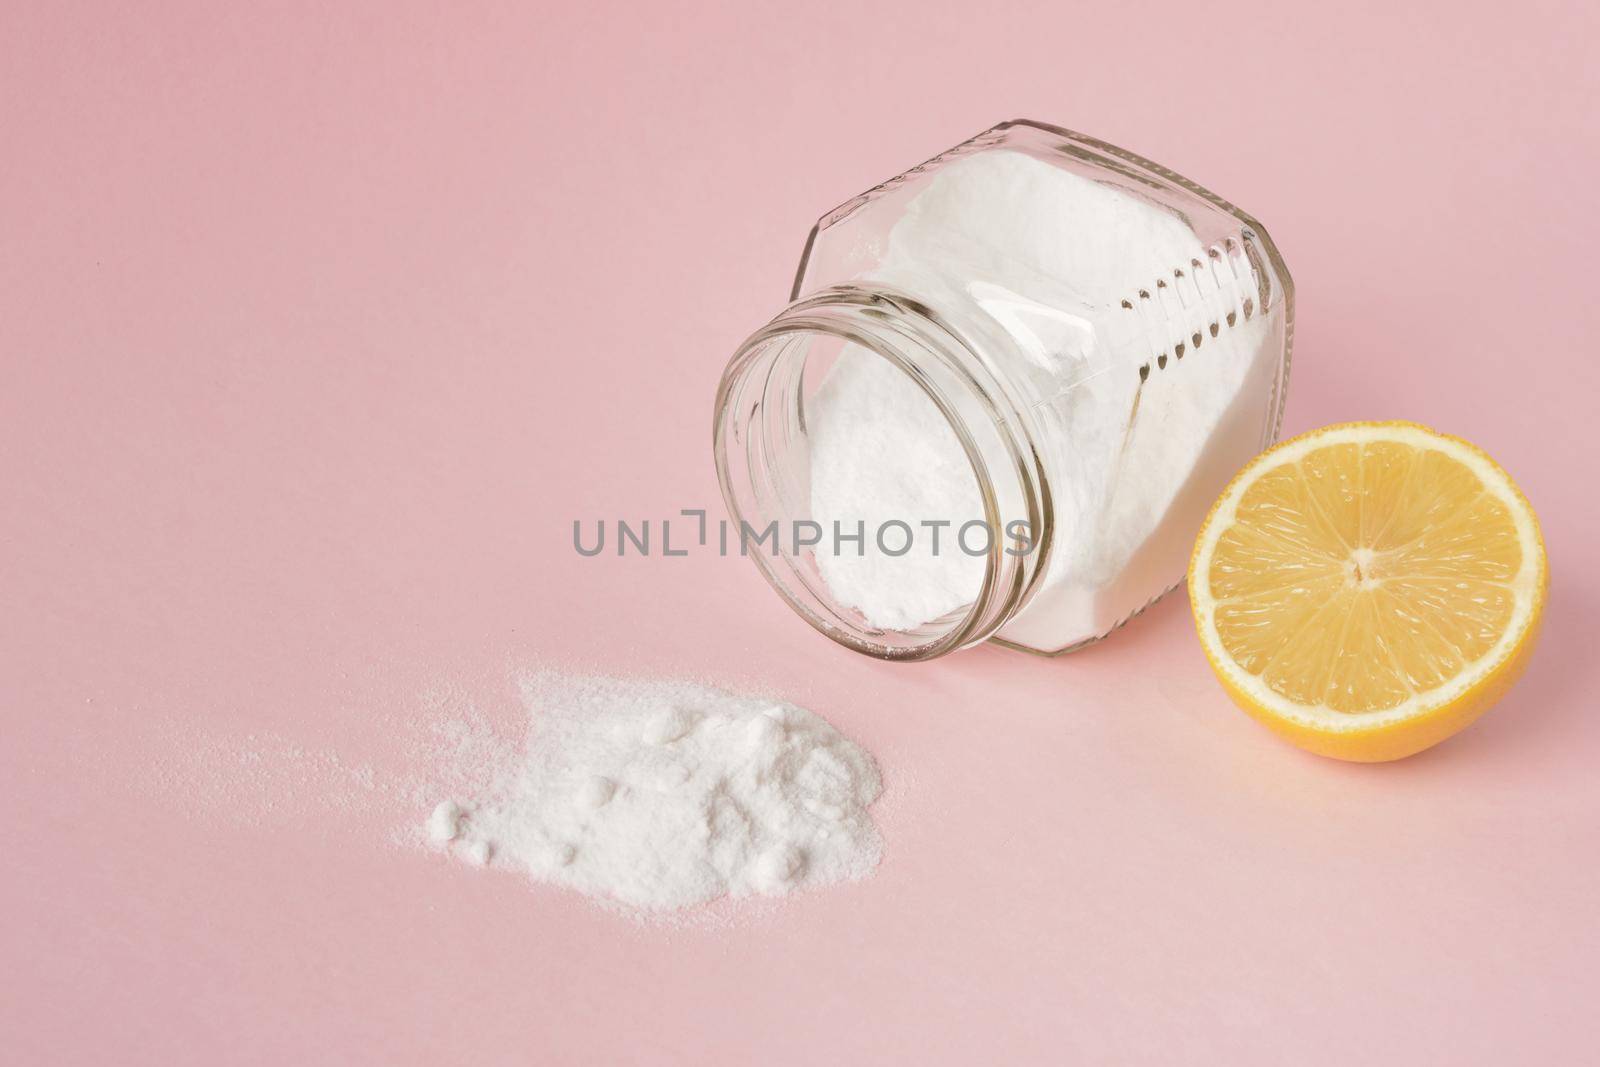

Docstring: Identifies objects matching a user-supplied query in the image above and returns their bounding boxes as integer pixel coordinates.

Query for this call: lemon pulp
[1190,422,1546,761]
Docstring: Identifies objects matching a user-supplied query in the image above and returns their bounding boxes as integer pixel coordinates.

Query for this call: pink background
[4,1,1598,1062]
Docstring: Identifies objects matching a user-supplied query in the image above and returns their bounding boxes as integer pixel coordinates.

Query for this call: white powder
[429,672,883,913]
[808,351,987,630]
[139,718,389,826]
[809,149,1271,642]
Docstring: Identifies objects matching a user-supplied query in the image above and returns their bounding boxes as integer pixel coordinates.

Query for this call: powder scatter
[140,718,391,826]
[426,671,883,914]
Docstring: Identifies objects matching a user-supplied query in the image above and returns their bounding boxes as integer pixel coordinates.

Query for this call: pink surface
[4,1,1598,1062]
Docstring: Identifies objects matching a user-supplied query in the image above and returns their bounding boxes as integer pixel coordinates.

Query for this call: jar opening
[713,287,1048,660]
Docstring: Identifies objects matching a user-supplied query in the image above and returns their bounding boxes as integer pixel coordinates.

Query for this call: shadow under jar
[714,120,1294,661]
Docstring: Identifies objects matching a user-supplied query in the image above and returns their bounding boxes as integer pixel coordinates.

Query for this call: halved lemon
[1189,421,1546,762]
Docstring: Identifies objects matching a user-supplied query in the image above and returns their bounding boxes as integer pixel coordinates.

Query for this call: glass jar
[714,119,1294,660]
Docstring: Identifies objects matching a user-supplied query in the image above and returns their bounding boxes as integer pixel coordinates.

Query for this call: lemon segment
[1189,422,1546,762]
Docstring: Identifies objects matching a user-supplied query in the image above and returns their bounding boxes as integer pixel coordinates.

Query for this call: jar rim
[712,285,1051,661]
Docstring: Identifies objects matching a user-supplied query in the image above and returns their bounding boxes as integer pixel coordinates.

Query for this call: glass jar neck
[713,284,1053,660]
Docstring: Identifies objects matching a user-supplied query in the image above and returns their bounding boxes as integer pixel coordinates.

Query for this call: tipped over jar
[713,120,1294,660]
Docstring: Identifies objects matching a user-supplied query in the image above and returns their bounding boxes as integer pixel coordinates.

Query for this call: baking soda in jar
[714,120,1293,659]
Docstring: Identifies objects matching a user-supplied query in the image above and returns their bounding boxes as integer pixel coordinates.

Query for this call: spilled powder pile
[428,672,883,913]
